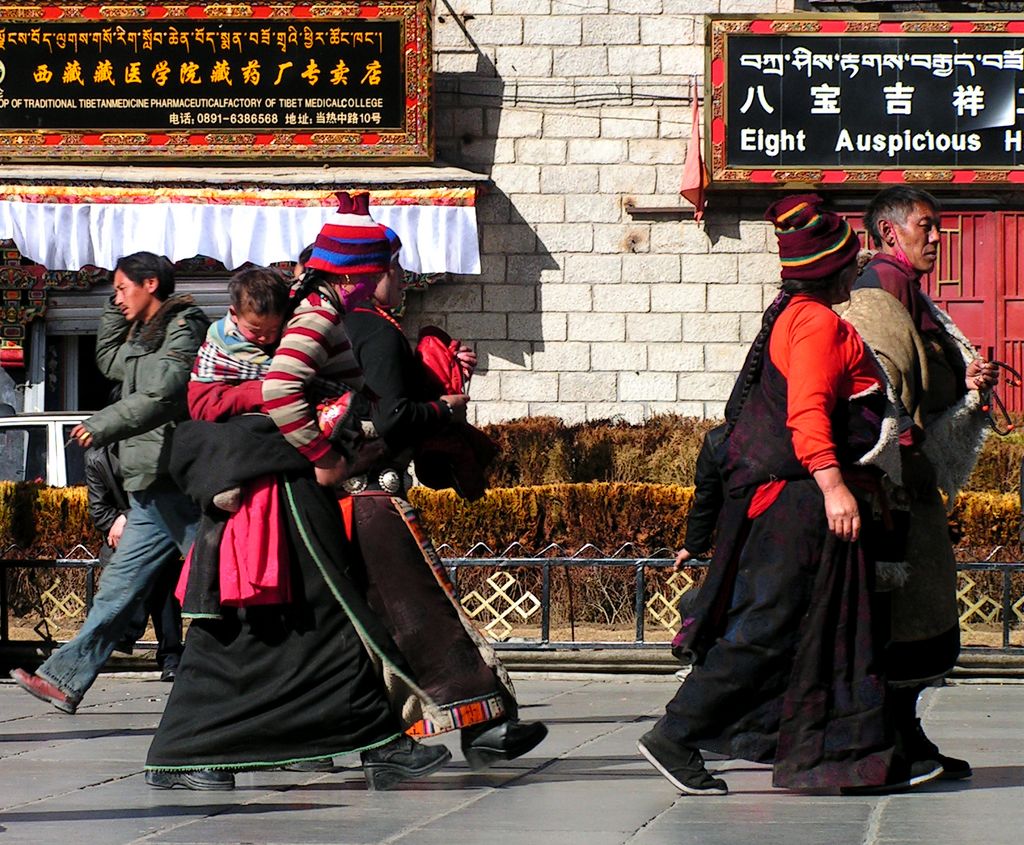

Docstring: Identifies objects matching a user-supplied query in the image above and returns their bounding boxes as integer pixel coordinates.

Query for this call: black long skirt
[349,493,516,736]
[659,478,894,790]
[146,475,403,771]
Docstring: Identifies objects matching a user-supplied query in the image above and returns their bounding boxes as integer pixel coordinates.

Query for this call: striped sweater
[262,283,364,462]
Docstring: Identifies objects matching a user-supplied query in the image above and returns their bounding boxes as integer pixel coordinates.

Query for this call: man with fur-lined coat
[838,187,998,781]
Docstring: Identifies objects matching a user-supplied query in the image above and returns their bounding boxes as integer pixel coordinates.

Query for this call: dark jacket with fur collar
[84,294,209,491]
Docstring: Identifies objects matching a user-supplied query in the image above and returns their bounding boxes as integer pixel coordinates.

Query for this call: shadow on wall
[402,3,557,374]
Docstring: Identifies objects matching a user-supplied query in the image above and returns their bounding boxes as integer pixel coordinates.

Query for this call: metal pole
[541,562,550,645]
[1003,566,1012,649]
[1,561,8,643]
[634,561,645,643]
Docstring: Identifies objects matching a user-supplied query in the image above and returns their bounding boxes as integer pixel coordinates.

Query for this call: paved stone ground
[1,674,1021,845]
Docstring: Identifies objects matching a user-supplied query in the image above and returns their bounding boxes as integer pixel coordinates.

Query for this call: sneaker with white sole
[637,729,728,795]
[840,756,944,795]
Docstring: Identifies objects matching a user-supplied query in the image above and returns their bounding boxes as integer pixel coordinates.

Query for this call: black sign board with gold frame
[0,2,433,161]
[709,13,1024,188]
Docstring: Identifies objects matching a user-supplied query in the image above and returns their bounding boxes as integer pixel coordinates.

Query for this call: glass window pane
[0,426,48,483]
[63,424,87,486]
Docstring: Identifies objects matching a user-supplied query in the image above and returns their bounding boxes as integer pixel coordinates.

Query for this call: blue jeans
[39,486,197,700]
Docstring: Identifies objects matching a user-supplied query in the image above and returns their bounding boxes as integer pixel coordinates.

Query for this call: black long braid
[723,288,793,437]
[723,264,849,438]
[284,268,329,325]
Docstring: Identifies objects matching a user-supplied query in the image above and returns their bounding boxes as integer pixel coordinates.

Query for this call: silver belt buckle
[378,469,401,493]
[343,474,368,494]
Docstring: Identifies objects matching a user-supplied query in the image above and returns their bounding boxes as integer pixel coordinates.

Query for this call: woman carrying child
[334,193,547,768]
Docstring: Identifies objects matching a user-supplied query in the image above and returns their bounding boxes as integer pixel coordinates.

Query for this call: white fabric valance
[0,183,481,275]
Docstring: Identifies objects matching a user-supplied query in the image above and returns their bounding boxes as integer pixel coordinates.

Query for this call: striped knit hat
[765,193,859,280]
[305,191,401,276]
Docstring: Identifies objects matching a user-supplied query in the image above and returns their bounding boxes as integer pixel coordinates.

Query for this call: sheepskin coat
[838,255,988,656]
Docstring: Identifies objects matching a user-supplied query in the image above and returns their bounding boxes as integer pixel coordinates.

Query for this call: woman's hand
[441,393,469,422]
[455,344,477,379]
[673,548,693,572]
[813,466,861,542]
[314,451,349,488]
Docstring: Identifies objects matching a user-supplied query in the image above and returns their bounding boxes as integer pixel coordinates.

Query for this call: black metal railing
[0,544,102,644]
[2,544,1023,652]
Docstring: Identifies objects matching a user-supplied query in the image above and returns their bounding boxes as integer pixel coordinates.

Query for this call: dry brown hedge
[408,482,695,554]
[409,483,1020,555]
[482,415,1024,493]
[1,480,1018,561]
[481,415,720,489]
[0,482,101,615]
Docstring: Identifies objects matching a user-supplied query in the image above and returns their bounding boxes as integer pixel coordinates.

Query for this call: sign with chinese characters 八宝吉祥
[0,2,433,161]
[708,14,1024,187]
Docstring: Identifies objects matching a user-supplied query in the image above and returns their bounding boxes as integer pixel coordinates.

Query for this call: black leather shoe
[637,729,728,795]
[145,769,235,791]
[112,639,135,656]
[460,719,548,770]
[159,659,179,683]
[359,735,451,790]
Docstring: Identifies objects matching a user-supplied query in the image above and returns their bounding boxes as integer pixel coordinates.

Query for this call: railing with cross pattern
[2,543,1023,651]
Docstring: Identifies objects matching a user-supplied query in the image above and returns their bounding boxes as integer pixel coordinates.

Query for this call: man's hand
[107,513,128,549]
[69,424,93,448]
[966,359,999,392]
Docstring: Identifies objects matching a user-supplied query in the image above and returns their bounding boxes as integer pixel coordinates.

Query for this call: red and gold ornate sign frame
[0,2,433,161]
[708,14,1024,188]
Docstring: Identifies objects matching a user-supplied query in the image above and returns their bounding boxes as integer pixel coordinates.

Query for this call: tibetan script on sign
[709,15,1024,187]
[0,2,433,162]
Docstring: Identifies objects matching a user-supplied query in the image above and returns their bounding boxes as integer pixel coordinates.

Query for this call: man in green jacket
[10,252,209,718]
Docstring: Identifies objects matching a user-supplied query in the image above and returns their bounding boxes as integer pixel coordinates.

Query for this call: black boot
[359,735,451,791]
[460,718,548,770]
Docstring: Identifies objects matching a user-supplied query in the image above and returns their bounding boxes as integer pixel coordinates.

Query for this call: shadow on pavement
[0,727,156,742]
[0,802,323,823]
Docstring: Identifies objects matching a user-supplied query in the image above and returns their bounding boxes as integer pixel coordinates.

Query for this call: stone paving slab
[1,675,1022,845]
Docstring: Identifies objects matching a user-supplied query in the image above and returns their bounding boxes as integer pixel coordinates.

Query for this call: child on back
[189,261,372,512]
[188,266,290,426]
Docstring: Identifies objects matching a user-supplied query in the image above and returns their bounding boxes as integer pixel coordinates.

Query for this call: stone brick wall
[404,1,796,424]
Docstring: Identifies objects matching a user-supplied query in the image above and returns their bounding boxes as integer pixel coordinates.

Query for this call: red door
[996,214,1024,413]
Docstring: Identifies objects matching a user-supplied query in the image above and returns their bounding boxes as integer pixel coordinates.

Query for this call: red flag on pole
[680,79,709,222]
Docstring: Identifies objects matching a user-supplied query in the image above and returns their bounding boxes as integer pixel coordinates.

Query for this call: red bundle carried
[414,326,497,501]
[417,326,469,395]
